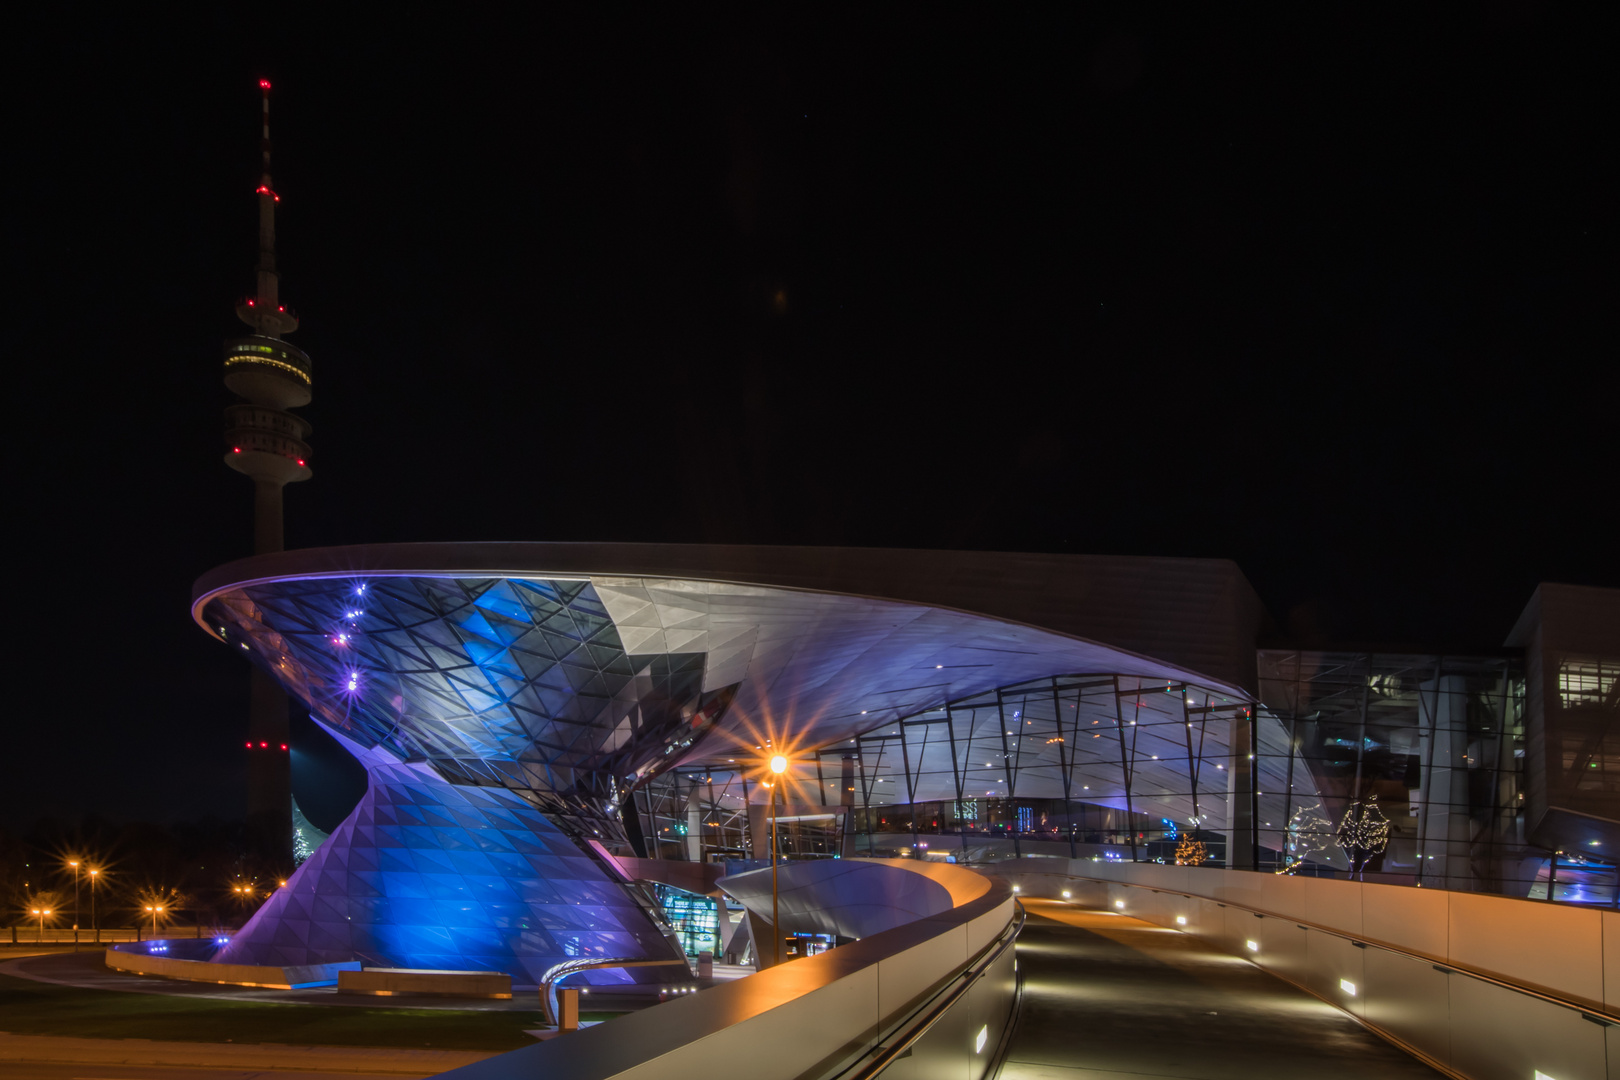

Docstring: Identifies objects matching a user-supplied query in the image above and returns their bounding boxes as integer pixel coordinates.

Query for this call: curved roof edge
[192,541,1266,694]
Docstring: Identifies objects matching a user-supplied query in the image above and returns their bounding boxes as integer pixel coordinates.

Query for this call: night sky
[7,8,1613,831]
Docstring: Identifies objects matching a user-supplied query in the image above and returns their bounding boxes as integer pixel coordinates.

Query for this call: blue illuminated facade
[217,761,676,984]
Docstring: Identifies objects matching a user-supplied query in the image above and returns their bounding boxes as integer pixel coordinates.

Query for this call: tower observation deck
[222,79,309,865]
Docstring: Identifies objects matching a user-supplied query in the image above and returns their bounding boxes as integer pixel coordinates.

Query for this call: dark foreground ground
[0,948,558,1051]
[999,900,1441,1080]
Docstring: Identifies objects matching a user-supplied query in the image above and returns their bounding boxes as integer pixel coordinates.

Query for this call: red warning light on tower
[260,79,272,90]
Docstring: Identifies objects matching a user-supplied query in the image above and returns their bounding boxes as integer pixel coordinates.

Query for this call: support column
[1226,708,1258,871]
[840,755,858,858]
[684,781,703,863]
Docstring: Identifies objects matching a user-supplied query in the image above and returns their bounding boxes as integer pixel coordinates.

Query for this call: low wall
[440,867,1018,1080]
[105,941,358,989]
[999,858,1619,1080]
[339,968,512,999]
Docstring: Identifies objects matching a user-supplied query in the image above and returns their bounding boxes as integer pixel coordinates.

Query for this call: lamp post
[769,754,788,967]
[88,869,99,943]
[31,907,52,943]
[68,859,80,951]
[144,905,165,937]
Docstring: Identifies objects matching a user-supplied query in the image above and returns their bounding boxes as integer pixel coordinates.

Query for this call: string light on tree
[1335,794,1391,880]
[1277,801,1335,875]
[1174,834,1208,866]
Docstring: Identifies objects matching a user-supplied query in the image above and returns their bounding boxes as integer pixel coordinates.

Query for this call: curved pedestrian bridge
[1003,898,1439,1079]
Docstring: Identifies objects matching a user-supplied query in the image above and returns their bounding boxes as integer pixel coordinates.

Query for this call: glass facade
[645,655,1615,903]
[655,885,719,956]
[638,672,1288,868]
[1256,651,1540,892]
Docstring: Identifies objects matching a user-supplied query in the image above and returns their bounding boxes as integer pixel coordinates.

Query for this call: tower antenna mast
[220,77,314,866]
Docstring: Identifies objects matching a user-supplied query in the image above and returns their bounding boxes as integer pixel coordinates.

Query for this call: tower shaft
[221,79,313,867]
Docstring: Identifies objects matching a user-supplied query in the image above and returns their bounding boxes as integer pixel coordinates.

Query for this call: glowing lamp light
[260,79,272,90]
[974,1025,988,1054]
[1340,979,1357,996]
[245,741,252,749]
[1011,884,1020,893]
[279,743,287,751]
[1245,940,1259,952]
[769,754,788,775]
[1114,899,1124,909]
[232,447,241,453]
[1176,916,1187,926]
[1061,890,1071,899]
[297,459,306,466]
[259,741,268,748]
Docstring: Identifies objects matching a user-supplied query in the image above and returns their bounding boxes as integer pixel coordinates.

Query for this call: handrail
[538,956,688,1027]
[985,910,1028,1080]
[1092,877,1619,1025]
[816,900,1026,1080]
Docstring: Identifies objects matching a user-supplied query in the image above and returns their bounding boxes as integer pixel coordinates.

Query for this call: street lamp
[144,905,165,937]
[68,859,80,951]
[31,907,52,942]
[87,869,99,943]
[769,754,788,967]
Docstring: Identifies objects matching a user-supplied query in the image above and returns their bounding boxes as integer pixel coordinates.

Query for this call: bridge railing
[440,868,1019,1080]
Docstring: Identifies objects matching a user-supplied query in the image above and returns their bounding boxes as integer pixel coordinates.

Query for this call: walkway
[999,899,1442,1080]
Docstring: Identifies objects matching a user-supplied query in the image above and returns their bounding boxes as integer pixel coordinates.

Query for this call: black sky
[6,7,1614,830]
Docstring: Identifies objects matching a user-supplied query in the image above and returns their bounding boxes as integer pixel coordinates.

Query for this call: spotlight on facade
[1340,979,1356,996]
[1246,940,1259,952]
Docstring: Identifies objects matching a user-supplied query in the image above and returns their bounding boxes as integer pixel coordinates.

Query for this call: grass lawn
[0,969,622,1052]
